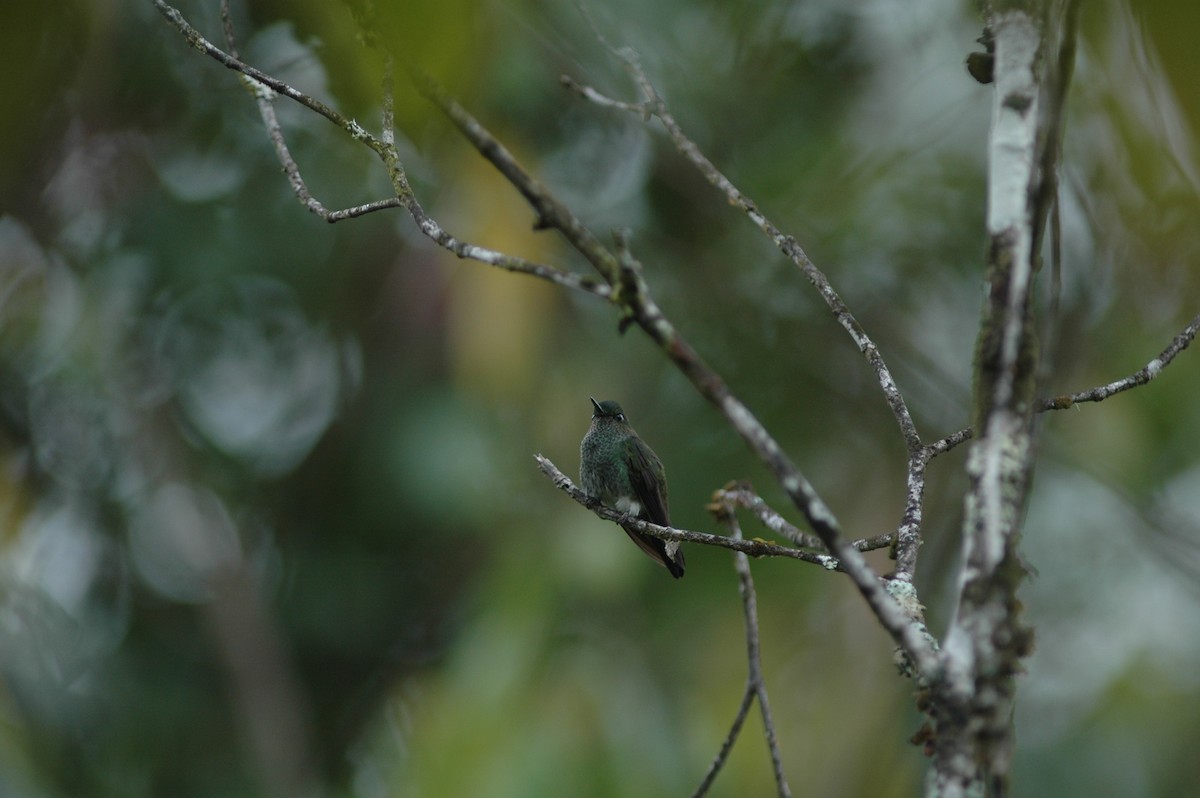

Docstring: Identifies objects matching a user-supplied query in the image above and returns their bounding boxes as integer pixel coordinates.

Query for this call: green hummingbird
[580,398,685,578]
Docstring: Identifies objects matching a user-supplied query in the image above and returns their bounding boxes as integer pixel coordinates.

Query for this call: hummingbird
[580,398,685,578]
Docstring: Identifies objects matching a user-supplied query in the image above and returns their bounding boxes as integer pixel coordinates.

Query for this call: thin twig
[1041,312,1200,410]
[152,0,377,144]
[246,70,392,221]
[927,427,975,457]
[563,50,922,457]
[219,0,318,218]
[219,0,237,55]
[691,686,755,798]
[928,311,1200,457]
[1036,0,1083,410]
[710,483,816,548]
[738,544,790,798]
[714,483,894,554]
[704,486,791,798]
[155,0,610,297]
[716,476,936,687]
[382,55,396,148]
[892,450,929,581]
[1031,0,1083,259]
[407,65,622,283]
[560,75,650,115]
[851,531,896,552]
[216,0,401,223]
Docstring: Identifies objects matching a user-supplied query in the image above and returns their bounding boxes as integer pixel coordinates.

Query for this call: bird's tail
[621,525,686,579]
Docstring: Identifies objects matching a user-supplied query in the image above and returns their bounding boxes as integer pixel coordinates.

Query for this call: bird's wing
[623,435,669,526]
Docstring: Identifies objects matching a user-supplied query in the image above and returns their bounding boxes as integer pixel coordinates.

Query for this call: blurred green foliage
[1,0,1199,796]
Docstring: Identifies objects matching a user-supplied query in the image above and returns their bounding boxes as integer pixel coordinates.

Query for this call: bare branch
[738,552,790,798]
[152,0,378,145]
[1042,312,1200,410]
[155,0,610,298]
[216,2,400,224]
[1037,0,1082,372]
[563,42,923,457]
[851,531,896,553]
[714,482,894,554]
[382,55,396,148]
[710,482,816,548]
[560,74,651,115]
[707,486,791,798]
[927,427,974,457]
[928,310,1200,459]
[407,66,622,284]
[716,464,936,678]
[246,71,399,222]
[400,203,614,297]
[580,241,940,673]
[153,4,1199,794]
[893,451,929,581]
[690,686,755,798]
[219,0,237,53]
[219,0,382,223]
[1031,0,1083,259]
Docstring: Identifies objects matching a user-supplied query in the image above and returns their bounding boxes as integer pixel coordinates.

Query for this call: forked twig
[713,482,894,554]
[153,0,610,296]
[692,485,791,798]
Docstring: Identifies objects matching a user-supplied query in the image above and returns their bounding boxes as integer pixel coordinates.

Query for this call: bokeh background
[2,0,1199,796]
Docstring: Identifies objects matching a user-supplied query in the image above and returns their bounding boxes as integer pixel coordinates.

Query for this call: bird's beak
[590,397,602,416]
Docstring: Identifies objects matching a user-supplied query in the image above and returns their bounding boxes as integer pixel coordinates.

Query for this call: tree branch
[893,450,930,581]
[152,0,377,144]
[703,485,791,798]
[691,685,755,798]
[154,0,611,298]
[926,310,1200,459]
[406,66,622,284]
[926,427,975,457]
[711,482,894,555]
[1042,312,1200,410]
[562,43,923,457]
[218,0,396,223]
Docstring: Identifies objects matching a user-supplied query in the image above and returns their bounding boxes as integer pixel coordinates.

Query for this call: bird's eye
[616,413,625,422]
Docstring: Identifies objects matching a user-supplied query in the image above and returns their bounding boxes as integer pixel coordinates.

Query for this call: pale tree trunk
[930,2,1079,795]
